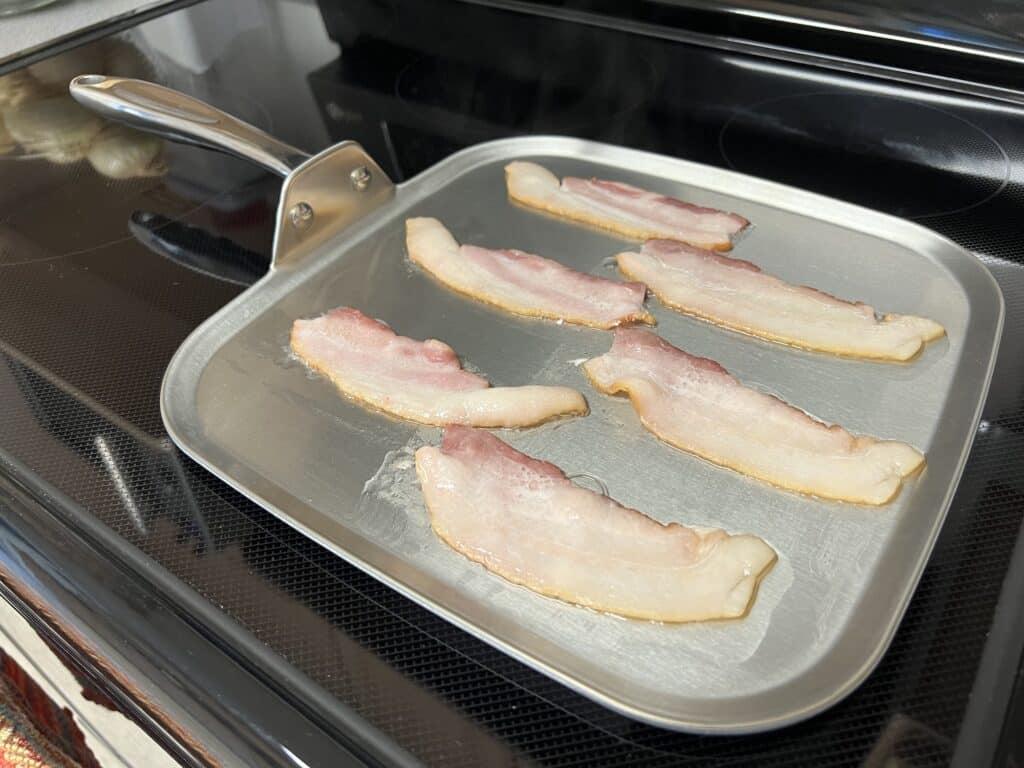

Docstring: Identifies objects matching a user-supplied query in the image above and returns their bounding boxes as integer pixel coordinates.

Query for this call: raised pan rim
[160,135,1005,734]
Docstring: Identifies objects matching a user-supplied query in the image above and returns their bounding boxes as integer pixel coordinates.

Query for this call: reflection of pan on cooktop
[719,92,1009,219]
[395,48,658,134]
[129,211,267,286]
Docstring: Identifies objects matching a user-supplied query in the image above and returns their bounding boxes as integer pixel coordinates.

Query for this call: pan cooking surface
[162,138,1000,732]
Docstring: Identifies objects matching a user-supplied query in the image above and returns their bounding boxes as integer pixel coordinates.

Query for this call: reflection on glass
[0,39,165,178]
[0,0,61,17]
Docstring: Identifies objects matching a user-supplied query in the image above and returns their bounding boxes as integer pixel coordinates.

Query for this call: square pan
[162,137,1003,733]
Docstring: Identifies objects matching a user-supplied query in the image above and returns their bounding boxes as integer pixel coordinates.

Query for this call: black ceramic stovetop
[1,0,1023,765]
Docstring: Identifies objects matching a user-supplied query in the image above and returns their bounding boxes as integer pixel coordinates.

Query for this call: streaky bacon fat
[406,217,653,328]
[415,426,776,621]
[505,161,748,251]
[583,328,924,504]
[290,308,587,427]
[618,239,944,361]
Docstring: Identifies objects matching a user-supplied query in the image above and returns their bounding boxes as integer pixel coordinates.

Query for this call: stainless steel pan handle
[71,74,394,270]
[69,75,309,177]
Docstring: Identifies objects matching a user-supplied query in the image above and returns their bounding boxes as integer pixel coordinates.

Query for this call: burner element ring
[718,92,1009,220]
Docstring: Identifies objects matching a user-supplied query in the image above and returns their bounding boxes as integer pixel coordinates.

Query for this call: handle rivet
[289,202,314,229]
[350,166,371,192]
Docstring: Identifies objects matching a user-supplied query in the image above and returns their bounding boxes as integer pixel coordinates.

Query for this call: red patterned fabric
[0,650,99,768]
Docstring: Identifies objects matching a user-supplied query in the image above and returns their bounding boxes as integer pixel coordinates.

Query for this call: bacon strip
[415,426,776,622]
[290,308,587,427]
[406,217,653,329]
[619,240,945,361]
[505,161,748,251]
[583,329,924,504]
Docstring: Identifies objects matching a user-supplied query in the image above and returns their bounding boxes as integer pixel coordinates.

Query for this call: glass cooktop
[1,0,1022,764]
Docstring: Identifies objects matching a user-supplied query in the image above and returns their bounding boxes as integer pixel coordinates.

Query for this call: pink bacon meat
[415,426,776,622]
[505,161,748,251]
[618,239,945,361]
[405,217,653,328]
[290,308,587,427]
[583,328,925,504]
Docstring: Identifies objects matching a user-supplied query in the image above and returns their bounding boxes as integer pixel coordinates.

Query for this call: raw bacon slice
[505,161,748,251]
[290,308,587,427]
[415,426,776,622]
[405,217,653,328]
[619,240,945,361]
[583,329,925,505]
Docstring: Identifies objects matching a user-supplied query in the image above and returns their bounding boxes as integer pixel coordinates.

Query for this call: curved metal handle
[69,75,309,177]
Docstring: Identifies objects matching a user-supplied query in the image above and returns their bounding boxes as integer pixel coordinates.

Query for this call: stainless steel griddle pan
[70,75,1003,734]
